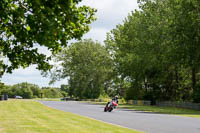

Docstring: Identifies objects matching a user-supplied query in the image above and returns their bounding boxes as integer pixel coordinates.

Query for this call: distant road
[40,101,200,133]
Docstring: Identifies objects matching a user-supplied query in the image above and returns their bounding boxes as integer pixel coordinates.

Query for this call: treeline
[47,0,200,103]
[105,0,200,103]
[0,82,67,99]
[1,0,200,103]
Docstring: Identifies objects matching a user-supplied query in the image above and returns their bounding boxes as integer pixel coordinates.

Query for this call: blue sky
[1,0,139,87]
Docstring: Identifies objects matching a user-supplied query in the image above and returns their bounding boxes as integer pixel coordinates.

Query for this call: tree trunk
[175,66,179,88]
[174,66,179,101]
[192,67,196,90]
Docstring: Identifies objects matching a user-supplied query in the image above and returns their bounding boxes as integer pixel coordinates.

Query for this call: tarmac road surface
[40,101,200,133]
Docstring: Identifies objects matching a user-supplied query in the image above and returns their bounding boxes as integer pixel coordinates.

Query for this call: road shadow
[118,109,172,115]
[117,105,200,117]
[80,102,200,117]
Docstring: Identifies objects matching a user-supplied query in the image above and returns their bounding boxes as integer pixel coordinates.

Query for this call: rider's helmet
[114,96,118,100]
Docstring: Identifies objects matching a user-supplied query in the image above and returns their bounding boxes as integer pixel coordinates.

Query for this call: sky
[1,0,139,87]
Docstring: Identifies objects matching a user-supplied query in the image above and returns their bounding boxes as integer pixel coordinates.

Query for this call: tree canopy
[49,39,113,99]
[1,0,200,103]
[0,0,96,75]
[105,0,200,102]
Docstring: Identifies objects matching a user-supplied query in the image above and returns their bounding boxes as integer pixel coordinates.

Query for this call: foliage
[60,84,69,97]
[125,83,143,100]
[42,87,63,98]
[0,82,65,98]
[49,39,113,99]
[0,0,96,75]
[0,55,4,77]
[1,0,200,102]
[29,84,41,98]
[105,0,200,102]
[193,83,200,103]
[10,83,35,98]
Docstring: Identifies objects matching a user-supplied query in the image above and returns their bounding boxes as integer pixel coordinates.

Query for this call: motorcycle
[104,100,118,112]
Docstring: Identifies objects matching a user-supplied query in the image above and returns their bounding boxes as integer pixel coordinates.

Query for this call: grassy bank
[0,100,142,133]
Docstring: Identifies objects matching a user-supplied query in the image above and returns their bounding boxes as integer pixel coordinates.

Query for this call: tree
[0,83,13,97]
[49,39,113,99]
[105,0,200,102]
[29,84,41,98]
[60,84,69,92]
[42,87,63,98]
[166,0,200,90]
[0,82,6,95]
[60,84,69,97]
[0,0,96,75]
[10,82,34,98]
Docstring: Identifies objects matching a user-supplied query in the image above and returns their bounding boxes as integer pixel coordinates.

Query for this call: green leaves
[49,39,113,99]
[0,0,96,75]
[106,0,200,102]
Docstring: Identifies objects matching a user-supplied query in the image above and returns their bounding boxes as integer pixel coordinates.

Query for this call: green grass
[118,104,200,118]
[0,100,143,133]
[87,101,200,118]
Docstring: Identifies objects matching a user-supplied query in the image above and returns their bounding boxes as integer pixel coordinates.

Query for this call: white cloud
[83,27,108,43]
[81,0,139,42]
[1,65,67,87]
[1,0,139,87]
[37,46,51,57]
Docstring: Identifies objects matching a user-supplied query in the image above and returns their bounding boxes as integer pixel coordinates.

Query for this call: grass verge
[0,100,143,133]
[119,104,200,118]
[87,101,200,118]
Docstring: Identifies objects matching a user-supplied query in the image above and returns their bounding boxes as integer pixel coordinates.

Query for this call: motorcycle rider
[112,96,119,104]
[106,96,119,108]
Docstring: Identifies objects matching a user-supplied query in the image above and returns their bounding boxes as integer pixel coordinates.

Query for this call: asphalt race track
[40,101,200,133]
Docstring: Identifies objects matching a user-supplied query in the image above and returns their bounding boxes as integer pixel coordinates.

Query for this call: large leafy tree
[167,0,200,90]
[49,39,113,99]
[0,0,96,74]
[106,0,200,102]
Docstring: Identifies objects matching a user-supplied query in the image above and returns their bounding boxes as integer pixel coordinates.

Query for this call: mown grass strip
[0,100,143,133]
[118,104,200,118]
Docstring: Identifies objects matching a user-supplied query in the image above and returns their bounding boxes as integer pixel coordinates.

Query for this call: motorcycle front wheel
[104,107,107,112]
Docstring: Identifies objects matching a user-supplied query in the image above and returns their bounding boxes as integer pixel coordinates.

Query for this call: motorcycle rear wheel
[108,108,113,112]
